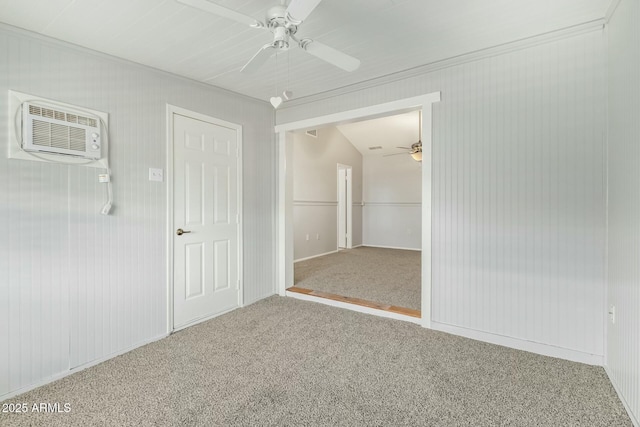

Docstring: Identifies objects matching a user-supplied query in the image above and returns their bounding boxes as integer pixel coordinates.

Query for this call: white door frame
[166,104,244,333]
[275,92,440,329]
[336,164,353,249]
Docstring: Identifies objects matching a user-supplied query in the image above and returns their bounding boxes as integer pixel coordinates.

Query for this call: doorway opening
[337,164,352,250]
[276,92,440,328]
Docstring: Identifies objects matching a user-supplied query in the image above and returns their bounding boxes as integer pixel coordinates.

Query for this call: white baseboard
[430,321,604,366]
[294,250,338,263]
[605,366,640,427]
[361,244,421,251]
[286,290,421,325]
[173,305,240,332]
[0,333,169,403]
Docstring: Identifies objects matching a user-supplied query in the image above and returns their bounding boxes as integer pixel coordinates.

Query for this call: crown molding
[279,19,605,111]
[0,23,270,107]
[605,0,623,23]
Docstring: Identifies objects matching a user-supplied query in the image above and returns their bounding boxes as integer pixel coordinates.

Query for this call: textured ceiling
[0,0,613,102]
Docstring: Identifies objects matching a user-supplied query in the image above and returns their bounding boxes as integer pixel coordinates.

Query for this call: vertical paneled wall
[278,29,607,359]
[0,27,275,398]
[607,0,640,423]
[431,32,606,357]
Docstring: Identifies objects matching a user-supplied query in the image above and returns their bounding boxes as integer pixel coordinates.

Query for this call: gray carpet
[295,246,421,310]
[0,296,631,426]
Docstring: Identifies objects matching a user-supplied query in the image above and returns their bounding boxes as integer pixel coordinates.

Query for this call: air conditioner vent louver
[32,120,50,146]
[31,120,88,152]
[306,129,318,138]
[69,128,86,151]
[22,102,101,160]
[27,105,97,128]
[50,123,70,149]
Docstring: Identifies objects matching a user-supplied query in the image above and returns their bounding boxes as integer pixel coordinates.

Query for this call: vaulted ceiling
[0,0,613,102]
[337,111,420,158]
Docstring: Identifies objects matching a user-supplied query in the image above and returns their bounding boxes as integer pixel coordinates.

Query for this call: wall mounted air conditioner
[22,102,102,159]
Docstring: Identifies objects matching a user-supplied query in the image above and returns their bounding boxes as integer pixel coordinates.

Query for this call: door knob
[176,228,191,236]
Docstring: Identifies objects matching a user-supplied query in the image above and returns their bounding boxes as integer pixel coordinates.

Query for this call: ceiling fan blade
[383,152,409,157]
[286,0,323,23]
[300,39,360,72]
[396,146,411,149]
[176,0,264,28]
[241,43,276,73]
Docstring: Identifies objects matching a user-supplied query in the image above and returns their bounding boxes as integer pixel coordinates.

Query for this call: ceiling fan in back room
[177,0,362,106]
[384,111,423,162]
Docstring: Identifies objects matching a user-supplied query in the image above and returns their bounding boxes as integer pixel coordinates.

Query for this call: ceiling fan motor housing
[266,5,298,50]
[272,26,289,49]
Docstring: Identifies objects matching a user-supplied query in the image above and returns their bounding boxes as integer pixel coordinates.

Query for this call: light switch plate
[149,168,163,182]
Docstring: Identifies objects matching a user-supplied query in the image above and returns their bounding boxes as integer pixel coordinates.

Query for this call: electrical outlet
[305,234,309,241]
[149,168,163,182]
[609,305,616,324]
[316,233,320,240]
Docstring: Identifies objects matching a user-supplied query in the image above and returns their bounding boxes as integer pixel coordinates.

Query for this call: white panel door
[173,113,240,329]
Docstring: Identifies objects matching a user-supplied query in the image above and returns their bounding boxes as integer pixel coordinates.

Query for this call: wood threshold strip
[287,286,421,318]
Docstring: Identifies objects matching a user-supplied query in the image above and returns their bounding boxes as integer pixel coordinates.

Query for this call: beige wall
[292,127,362,261]
[363,153,422,250]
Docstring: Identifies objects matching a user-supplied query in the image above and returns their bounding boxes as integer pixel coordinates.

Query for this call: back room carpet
[295,246,421,310]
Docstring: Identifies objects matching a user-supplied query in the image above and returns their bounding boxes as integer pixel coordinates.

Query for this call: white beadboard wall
[606,0,640,423]
[0,26,275,399]
[278,29,607,360]
[362,154,422,250]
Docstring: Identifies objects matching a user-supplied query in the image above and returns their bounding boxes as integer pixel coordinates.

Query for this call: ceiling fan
[384,111,423,162]
[176,0,361,74]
